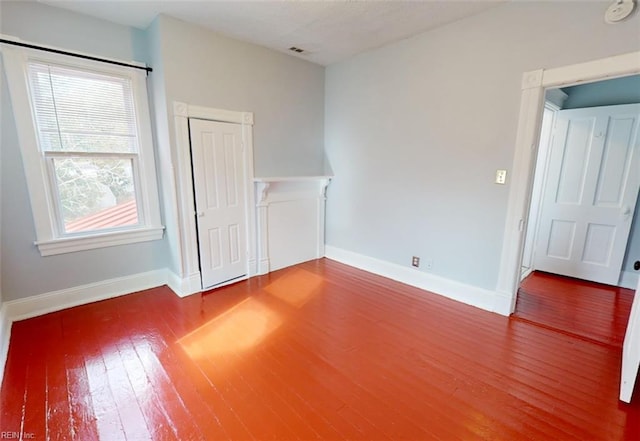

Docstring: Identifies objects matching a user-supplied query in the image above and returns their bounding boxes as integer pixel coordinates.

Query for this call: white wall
[325,2,640,292]
[0,2,170,301]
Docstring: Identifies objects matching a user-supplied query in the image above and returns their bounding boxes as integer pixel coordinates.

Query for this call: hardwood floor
[1,259,639,440]
[515,271,635,348]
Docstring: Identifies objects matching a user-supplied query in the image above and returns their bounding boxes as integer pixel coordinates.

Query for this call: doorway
[521,77,640,289]
[171,103,257,296]
[515,76,640,344]
[497,52,640,405]
[495,51,640,316]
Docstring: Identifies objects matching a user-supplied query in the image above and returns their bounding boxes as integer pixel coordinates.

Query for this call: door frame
[173,102,257,292]
[520,101,563,280]
[495,51,640,315]
[621,276,640,402]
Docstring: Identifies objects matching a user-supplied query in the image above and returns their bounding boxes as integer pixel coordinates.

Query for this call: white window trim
[35,227,165,257]
[1,43,164,256]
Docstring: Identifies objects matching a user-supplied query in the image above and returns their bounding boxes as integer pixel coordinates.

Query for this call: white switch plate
[495,169,507,185]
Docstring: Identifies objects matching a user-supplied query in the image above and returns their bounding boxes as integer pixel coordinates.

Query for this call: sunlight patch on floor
[264,268,324,308]
[177,297,282,360]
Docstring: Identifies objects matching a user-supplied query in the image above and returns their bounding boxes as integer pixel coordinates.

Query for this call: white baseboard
[0,302,10,389]
[167,271,201,298]
[325,246,510,316]
[620,270,639,290]
[4,269,168,323]
[493,290,517,316]
[248,258,258,277]
[520,266,533,282]
[258,258,270,275]
[0,269,167,387]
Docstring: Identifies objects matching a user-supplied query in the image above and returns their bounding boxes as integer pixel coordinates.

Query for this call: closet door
[190,119,247,288]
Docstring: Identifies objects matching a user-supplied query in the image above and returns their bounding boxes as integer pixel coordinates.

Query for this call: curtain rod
[0,38,152,73]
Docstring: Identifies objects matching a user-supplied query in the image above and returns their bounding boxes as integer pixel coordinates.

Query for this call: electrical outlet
[412,256,420,268]
[495,169,507,185]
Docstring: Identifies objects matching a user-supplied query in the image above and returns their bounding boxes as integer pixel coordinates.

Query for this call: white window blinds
[27,62,139,154]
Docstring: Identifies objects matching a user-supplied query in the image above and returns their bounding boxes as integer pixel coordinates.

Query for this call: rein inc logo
[1,432,35,439]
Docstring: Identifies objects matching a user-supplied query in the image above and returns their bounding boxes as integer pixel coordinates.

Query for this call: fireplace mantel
[253,176,332,274]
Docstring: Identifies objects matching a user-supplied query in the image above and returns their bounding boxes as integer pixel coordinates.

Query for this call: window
[2,44,163,256]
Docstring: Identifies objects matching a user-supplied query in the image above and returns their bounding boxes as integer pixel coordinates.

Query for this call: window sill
[35,226,165,256]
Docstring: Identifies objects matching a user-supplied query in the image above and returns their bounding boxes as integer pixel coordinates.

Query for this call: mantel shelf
[253,175,333,183]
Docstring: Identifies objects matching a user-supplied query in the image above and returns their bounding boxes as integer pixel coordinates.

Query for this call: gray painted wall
[563,75,640,109]
[143,19,181,276]
[147,15,326,275]
[324,1,640,291]
[2,0,638,303]
[154,15,326,179]
[0,2,327,298]
[0,2,169,301]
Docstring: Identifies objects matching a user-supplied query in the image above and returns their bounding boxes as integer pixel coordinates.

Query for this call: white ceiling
[36,0,508,65]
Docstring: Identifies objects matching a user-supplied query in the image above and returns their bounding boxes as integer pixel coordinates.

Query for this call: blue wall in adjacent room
[562,75,640,109]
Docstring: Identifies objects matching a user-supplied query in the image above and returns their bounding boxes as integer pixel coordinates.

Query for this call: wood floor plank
[0,322,31,437]
[1,259,639,440]
[140,296,254,441]
[44,317,73,441]
[516,271,634,347]
[22,316,59,441]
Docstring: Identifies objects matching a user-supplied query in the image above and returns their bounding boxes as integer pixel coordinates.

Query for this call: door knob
[622,205,632,219]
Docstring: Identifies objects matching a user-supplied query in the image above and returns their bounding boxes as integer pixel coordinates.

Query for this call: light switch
[495,169,507,185]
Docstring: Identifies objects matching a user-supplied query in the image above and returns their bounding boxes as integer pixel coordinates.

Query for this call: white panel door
[621,277,640,403]
[534,104,640,285]
[190,119,247,288]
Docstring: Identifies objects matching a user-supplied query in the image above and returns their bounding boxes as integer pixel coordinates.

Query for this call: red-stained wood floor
[1,259,639,440]
[515,271,635,348]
